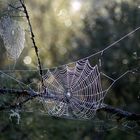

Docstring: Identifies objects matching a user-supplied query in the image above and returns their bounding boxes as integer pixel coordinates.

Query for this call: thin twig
[19,0,45,88]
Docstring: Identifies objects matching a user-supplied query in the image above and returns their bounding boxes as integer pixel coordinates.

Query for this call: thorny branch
[19,0,45,87]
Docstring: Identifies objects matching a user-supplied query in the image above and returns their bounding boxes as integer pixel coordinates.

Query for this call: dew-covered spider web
[40,59,105,119]
[0,0,25,61]
[0,16,25,60]
[0,0,140,136]
[38,51,138,120]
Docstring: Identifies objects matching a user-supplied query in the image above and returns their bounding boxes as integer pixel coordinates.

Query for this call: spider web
[40,59,105,119]
[35,26,140,120]
[0,0,139,124]
[0,1,25,61]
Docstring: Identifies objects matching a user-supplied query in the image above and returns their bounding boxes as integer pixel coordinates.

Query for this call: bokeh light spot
[23,56,32,65]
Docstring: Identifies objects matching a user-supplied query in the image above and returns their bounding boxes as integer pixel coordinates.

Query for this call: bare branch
[0,88,140,121]
[98,105,140,121]
[19,0,45,87]
[0,88,38,111]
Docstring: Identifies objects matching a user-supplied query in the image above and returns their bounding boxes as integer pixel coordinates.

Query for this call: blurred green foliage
[0,0,140,139]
